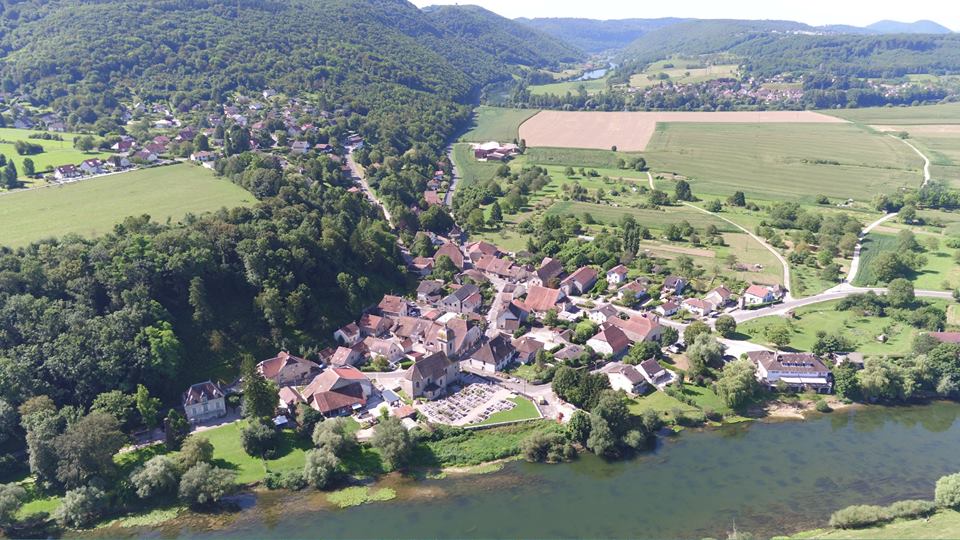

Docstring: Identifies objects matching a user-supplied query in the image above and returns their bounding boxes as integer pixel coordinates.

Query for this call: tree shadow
[341,446,387,478]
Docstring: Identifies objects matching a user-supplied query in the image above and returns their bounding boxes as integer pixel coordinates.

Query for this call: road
[346,146,393,225]
[444,144,459,207]
[844,212,898,283]
[891,135,931,186]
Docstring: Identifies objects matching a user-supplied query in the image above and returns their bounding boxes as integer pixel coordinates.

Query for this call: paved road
[346,146,393,225]
[444,144,459,207]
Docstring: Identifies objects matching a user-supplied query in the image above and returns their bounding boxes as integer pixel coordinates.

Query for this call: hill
[515,17,687,53]
[867,19,953,34]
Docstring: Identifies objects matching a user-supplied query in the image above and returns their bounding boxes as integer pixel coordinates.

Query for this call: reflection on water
[102,402,960,539]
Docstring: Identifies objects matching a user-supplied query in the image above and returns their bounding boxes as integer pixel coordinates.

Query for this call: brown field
[518,110,847,151]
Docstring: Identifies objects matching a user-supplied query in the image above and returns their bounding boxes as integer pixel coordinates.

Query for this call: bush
[130,455,180,499]
[178,463,236,507]
[241,418,280,458]
[887,499,936,519]
[936,472,960,508]
[55,486,107,529]
[371,416,412,471]
[0,483,26,528]
[829,504,888,529]
[303,448,340,489]
[178,436,214,470]
[521,432,571,463]
[312,418,358,457]
[814,400,832,413]
[265,470,306,491]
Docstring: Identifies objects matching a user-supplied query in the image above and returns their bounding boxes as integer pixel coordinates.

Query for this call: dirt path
[347,146,393,225]
[845,212,899,284]
[889,135,931,186]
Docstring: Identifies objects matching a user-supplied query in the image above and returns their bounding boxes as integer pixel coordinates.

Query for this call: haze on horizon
[411,0,957,31]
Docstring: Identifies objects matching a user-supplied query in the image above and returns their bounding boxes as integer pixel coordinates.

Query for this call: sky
[410,0,957,31]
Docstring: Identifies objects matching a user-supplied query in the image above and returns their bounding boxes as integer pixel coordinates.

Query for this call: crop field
[0,127,111,181]
[629,58,739,89]
[0,164,255,248]
[644,123,922,203]
[871,126,960,188]
[825,102,960,125]
[518,110,846,152]
[460,106,540,143]
[544,200,734,231]
[528,77,608,96]
[851,233,898,286]
[516,147,645,169]
[852,231,957,289]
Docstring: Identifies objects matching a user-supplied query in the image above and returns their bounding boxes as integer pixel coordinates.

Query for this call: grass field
[629,58,739,89]
[736,299,949,356]
[875,127,960,188]
[204,421,312,485]
[790,509,960,539]
[518,147,644,169]
[545,200,733,231]
[627,390,697,421]
[0,127,111,181]
[460,106,540,143]
[825,102,960,125]
[528,77,608,96]
[645,123,923,203]
[410,420,562,468]
[452,142,502,188]
[0,164,255,248]
[469,396,541,426]
[853,232,958,289]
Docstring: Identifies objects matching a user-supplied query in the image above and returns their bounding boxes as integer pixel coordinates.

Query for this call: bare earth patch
[519,110,847,151]
[639,241,716,258]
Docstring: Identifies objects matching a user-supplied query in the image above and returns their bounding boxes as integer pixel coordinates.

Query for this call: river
[111,402,960,539]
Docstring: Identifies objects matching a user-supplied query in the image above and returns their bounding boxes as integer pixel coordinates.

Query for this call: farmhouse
[334,322,361,346]
[416,280,445,303]
[681,298,715,317]
[608,313,662,343]
[705,286,733,307]
[329,345,364,367]
[256,351,322,386]
[531,257,565,287]
[742,284,784,306]
[439,283,482,314]
[523,285,567,315]
[435,242,465,270]
[361,336,405,365]
[512,336,545,364]
[560,266,598,295]
[378,294,408,318]
[358,313,391,337]
[747,351,831,393]
[182,381,227,424]
[473,141,520,161]
[496,300,529,332]
[606,264,629,285]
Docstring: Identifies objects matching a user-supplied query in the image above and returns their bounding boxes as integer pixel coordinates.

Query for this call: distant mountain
[515,17,688,53]
[867,20,953,34]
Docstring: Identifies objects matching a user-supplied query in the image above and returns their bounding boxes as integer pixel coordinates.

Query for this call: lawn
[202,421,310,485]
[675,384,732,415]
[644,122,923,203]
[460,106,540,143]
[825,102,960,125]
[409,420,561,468]
[0,127,111,181]
[627,390,697,421]
[790,509,960,539]
[853,232,957,290]
[0,164,255,248]
[469,396,541,427]
[736,299,949,356]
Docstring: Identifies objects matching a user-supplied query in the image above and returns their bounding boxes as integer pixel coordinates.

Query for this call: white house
[748,351,831,393]
[600,363,648,395]
[465,334,516,373]
[742,284,781,306]
[606,264,629,285]
[588,304,620,325]
[182,381,227,424]
[681,298,715,317]
[656,301,679,317]
[638,359,676,389]
[586,323,630,358]
[705,286,733,308]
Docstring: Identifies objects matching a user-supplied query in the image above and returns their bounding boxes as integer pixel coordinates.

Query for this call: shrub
[303,448,340,489]
[55,486,107,529]
[522,432,571,463]
[178,436,214,470]
[265,470,307,491]
[887,499,936,519]
[241,418,280,458]
[130,455,180,499]
[178,463,236,507]
[0,483,26,528]
[312,418,358,457]
[829,504,888,529]
[370,416,412,471]
[815,400,832,413]
[936,472,960,508]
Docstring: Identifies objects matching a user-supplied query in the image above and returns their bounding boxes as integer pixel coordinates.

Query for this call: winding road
[346,146,393,225]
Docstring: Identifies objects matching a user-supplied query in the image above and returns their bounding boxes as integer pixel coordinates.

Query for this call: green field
[790,509,960,539]
[825,102,960,125]
[518,147,644,169]
[452,142,502,187]
[630,58,739,89]
[528,77,608,96]
[545,200,735,231]
[737,299,949,356]
[469,396,540,426]
[891,130,960,188]
[853,232,958,289]
[460,106,540,143]
[0,164,255,248]
[0,127,111,181]
[644,123,923,203]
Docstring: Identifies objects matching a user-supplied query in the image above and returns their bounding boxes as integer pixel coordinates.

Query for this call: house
[435,242,465,270]
[424,190,441,206]
[78,158,104,175]
[638,359,675,388]
[278,386,305,413]
[106,155,131,169]
[54,164,80,180]
[601,363,648,395]
[439,284,482,314]
[496,300,529,332]
[425,318,481,359]
[182,381,227,424]
[586,323,631,358]
[457,269,489,285]
[554,344,586,362]
[465,334,516,373]
[617,280,650,303]
[310,384,367,417]
[588,304,620,325]
[334,322,362,346]
[400,351,460,400]
[705,286,733,307]
[475,255,516,280]
[466,241,499,262]
[190,151,217,163]
[302,366,373,415]
[832,352,865,369]
[681,298,715,318]
[523,285,567,314]
[362,336,405,365]
[290,141,310,154]
[662,276,687,294]
[560,267,598,295]
[608,313,662,343]
[132,150,157,162]
[358,313,391,337]
[378,295,408,318]
[512,336,544,364]
[927,332,960,344]
[145,142,166,156]
[329,345,364,367]
[742,284,781,306]
[747,351,832,393]
[606,265,629,285]
[416,280,445,304]
[257,351,321,386]
[531,257,565,287]
[412,257,434,277]
[14,117,34,130]
[656,301,679,317]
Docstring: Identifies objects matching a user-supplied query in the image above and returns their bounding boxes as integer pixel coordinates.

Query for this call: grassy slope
[825,102,960,124]
[0,127,111,180]
[460,106,540,143]
[0,164,255,248]
[469,396,540,426]
[790,509,960,539]
[644,123,922,203]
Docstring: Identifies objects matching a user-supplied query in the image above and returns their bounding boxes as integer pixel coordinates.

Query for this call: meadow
[452,142,503,187]
[875,126,960,188]
[825,102,960,125]
[0,164,255,248]
[459,106,540,143]
[629,57,739,89]
[527,77,608,96]
[853,231,958,290]
[0,127,111,181]
[644,122,923,203]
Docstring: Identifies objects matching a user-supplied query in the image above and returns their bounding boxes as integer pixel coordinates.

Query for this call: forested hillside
[516,17,687,53]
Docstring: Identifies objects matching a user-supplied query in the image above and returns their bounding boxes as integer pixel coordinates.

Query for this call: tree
[566,410,591,445]
[179,436,214,470]
[74,135,95,152]
[296,404,325,439]
[20,407,60,488]
[683,321,711,345]
[371,416,412,470]
[241,418,280,458]
[660,327,679,346]
[833,362,861,400]
[178,463,236,507]
[130,455,180,499]
[135,384,161,429]
[886,278,915,308]
[195,133,210,151]
[164,410,190,450]
[55,412,127,489]
[687,333,724,376]
[188,277,213,325]
[0,399,16,446]
[431,255,458,282]
[543,309,559,327]
[92,389,137,430]
[674,179,693,201]
[715,315,737,338]
[419,205,453,233]
[586,415,616,457]
[241,356,278,419]
[466,208,486,231]
[706,199,722,212]
[728,191,746,207]
[0,483,26,530]
[55,486,107,528]
[572,320,598,345]
[312,418,357,457]
[936,473,960,508]
[564,166,575,177]
[3,161,17,189]
[871,252,911,283]
[303,448,339,489]
[714,359,760,409]
[626,340,661,363]
[820,263,841,282]
[21,157,34,177]
[488,201,503,226]
[765,324,792,349]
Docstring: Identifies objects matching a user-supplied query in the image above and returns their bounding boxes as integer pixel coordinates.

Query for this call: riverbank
[787,509,960,539]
